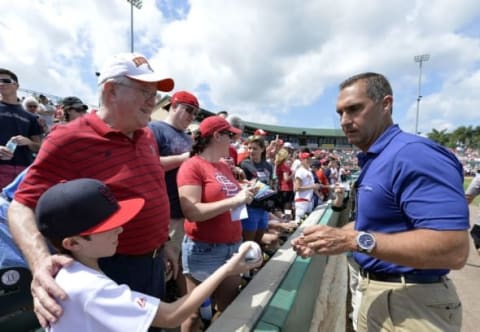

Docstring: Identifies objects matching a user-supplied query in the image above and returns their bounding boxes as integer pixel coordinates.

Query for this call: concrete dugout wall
[208,202,351,332]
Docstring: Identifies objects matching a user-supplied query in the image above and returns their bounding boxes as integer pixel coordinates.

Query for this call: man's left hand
[291,225,356,256]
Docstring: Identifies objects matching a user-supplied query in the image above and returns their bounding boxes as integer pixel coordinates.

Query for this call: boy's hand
[31,254,73,327]
[225,243,263,276]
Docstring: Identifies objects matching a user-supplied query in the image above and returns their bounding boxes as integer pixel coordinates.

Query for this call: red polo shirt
[15,111,170,255]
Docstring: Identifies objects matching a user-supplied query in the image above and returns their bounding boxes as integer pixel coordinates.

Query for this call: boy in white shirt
[36,178,261,331]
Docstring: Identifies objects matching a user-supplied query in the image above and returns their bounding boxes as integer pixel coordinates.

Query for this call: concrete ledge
[207,205,332,332]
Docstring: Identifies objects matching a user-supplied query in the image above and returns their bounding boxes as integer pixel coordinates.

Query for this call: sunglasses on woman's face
[219,131,236,139]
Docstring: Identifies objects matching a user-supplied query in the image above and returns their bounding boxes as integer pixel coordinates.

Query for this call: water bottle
[200,297,212,321]
[6,139,17,153]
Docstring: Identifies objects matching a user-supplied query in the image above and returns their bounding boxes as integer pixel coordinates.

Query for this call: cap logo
[99,185,117,205]
[132,56,153,72]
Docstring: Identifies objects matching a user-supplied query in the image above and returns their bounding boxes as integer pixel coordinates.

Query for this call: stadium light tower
[127,0,143,52]
[414,54,430,135]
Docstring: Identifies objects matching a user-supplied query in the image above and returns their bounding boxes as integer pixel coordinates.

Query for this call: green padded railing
[253,208,334,331]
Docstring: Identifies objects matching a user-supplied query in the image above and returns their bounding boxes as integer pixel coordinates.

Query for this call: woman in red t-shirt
[177,116,254,331]
[275,148,294,211]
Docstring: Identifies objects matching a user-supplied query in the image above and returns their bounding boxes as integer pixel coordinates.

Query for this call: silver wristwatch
[356,231,376,254]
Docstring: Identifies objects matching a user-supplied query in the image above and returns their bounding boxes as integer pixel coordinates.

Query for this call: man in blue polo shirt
[292,72,469,331]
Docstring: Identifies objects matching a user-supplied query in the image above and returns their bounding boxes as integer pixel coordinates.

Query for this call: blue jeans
[0,201,28,269]
[182,237,241,282]
[99,248,166,300]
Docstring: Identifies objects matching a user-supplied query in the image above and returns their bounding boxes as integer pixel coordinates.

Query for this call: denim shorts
[241,206,269,232]
[182,237,241,282]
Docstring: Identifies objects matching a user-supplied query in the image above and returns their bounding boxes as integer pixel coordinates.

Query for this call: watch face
[359,233,375,250]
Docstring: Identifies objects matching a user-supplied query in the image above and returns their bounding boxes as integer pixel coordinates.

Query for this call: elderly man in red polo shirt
[8,53,176,329]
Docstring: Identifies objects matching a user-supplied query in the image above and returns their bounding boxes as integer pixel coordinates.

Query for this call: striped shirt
[15,111,170,255]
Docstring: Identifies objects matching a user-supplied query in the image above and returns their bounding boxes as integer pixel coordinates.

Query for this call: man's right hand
[31,254,73,327]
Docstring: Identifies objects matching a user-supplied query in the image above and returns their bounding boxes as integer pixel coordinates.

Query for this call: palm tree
[428,129,450,147]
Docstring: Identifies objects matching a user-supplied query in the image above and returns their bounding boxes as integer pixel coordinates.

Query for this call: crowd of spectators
[2,61,478,331]
[454,147,480,176]
[1,60,357,331]
[17,94,74,133]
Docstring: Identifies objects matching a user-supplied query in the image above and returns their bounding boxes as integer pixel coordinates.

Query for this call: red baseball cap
[170,91,199,108]
[254,129,267,136]
[299,152,313,160]
[199,116,242,137]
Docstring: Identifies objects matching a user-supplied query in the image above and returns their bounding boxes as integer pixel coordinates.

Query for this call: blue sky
[1,0,480,135]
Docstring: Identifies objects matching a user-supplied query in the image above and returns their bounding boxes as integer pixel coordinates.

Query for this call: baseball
[239,241,263,264]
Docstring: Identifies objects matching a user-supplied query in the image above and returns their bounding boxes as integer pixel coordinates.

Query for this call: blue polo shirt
[354,125,469,275]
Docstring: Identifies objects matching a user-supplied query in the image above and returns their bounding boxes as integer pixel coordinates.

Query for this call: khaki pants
[347,256,362,331]
[357,277,462,332]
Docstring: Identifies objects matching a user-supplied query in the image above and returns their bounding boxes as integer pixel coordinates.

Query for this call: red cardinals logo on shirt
[135,297,147,308]
[215,172,239,197]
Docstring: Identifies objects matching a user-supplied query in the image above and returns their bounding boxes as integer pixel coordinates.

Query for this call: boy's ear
[62,237,81,251]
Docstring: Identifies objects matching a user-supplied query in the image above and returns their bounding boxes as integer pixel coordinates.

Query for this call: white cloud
[1,0,480,133]
[415,70,480,132]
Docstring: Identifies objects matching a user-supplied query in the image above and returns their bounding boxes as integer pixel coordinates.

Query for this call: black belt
[360,269,444,284]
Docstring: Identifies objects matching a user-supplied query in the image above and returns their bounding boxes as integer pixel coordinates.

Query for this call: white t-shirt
[47,261,160,332]
[294,166,314,201]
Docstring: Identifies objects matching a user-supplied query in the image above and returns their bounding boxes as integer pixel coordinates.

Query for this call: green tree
[451,126,474,147]
[427,129,450,147]
[427,125,480,150]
